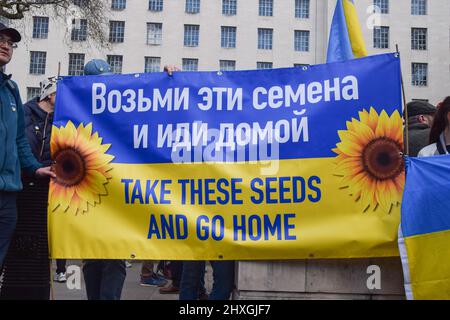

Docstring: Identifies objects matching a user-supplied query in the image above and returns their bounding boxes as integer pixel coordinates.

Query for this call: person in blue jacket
[0,22,54,268]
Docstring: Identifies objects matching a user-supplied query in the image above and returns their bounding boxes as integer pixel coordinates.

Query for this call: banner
[399,155,450,300]
[49,53,403,260]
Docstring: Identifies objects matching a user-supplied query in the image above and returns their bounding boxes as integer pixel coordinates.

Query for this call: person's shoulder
[417,143,437,157]
[23,98,43,127]
[5,78,19,92]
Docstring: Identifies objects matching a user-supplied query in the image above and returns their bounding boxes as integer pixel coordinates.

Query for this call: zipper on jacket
[39,112,50,161]
[0,88,9,174]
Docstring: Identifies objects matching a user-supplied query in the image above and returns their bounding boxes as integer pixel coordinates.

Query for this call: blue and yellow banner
[49,53,403,260]
[399,155,450,300]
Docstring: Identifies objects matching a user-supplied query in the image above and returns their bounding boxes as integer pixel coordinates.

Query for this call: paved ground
[51,260,212,300]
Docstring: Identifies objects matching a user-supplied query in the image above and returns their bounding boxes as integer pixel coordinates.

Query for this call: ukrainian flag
[399,156,450,300]
[327,0,368,62]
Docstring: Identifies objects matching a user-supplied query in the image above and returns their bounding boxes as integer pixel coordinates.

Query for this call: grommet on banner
[394,53,399,58]
[217,71,223,76]
[302,66,309,71]
[134,74,140,78]
[130,253,136,259]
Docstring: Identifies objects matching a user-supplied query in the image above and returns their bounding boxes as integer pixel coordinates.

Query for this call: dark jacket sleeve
[12,82,42,175]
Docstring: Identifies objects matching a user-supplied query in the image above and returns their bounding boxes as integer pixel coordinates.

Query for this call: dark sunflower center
[53,148,86,187]
[362,138,404,181]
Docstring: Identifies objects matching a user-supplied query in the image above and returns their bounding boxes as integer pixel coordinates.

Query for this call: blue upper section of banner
[402,155,450,237]
[54,53,402,164]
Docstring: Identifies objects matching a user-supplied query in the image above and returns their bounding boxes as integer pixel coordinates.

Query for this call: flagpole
[396,44,409,156]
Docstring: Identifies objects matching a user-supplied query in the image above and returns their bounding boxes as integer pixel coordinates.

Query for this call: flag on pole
[327,0,368,63]
[399,155,450,300]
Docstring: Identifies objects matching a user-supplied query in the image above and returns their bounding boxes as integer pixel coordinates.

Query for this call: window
[222,0,237,16]
[71,19,88,41]
[294,63,309,68]
[294,30,310,52]
[186,0,200,14]
[184,24,200,47]
[221,26,236,48]
[258,28,273,50]
[107,55,123,74]
[29,51,47,75]
[257,62,273,69]
[259,0,273,16]
[147,23,162,45]
[68,53,85,76]
[111,0,126,10]
[182,58,198,71]
[295,0,309,18]
[27,87,41,101]
[32,16,49,39]
[149,0,163,11]
[411,28,427,50]
[73,0,89,7]
[412,63,428,86]
[373,26,389,49]
[109,21,125,43]
[374,0,389,14]
[220,60,236,71]
[145,57,161,73]
[411,0,427,15]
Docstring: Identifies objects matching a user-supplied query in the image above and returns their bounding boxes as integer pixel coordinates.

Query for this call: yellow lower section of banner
[405,229,450,300]
[48,158,400,260]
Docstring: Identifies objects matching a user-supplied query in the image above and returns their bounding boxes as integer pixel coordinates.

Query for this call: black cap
[0,22,21,43]
[406,101,437,118]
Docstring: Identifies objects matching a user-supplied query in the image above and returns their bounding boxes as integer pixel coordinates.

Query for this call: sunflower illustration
[332,108,405,213]
[49,121,114,215]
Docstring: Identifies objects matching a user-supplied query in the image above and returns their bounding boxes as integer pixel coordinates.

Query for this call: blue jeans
[82,260,126,300]
[179,260,235,300]
[0,192,17,268]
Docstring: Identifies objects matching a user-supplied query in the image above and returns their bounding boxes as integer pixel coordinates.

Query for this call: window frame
[373,26,390,49]
[295,0,310,19]
[258,28,273,50]
[222,0,237,16]
[259,0,273,17]
[184,24,200,47]
[32,16,49,39]
[68,53,86,76]
[411,62,428,87]
[144,56,161,73]
[29,51,47,75]
[294,30,310,52]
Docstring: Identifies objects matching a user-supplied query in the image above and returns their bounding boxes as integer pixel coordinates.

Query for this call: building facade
[6,0,450,105]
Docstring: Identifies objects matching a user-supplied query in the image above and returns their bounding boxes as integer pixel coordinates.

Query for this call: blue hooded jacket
[0,73,42,191]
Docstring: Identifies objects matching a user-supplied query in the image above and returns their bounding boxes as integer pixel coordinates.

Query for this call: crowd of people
[0,22,449,300]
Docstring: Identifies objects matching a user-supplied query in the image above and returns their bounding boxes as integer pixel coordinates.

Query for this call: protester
[0,23,54,270]
[0,77,58,299]
[140,260,167,287]
[404,100,437,157]
[158,261,183,294]
[81,59,127,300]
[30,79,67,283]
[418,97,450,156]
[179,261,234,300]
[80,61,180,300]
